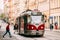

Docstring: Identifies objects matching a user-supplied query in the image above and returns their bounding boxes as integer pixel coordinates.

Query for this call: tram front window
[31,16,42,27]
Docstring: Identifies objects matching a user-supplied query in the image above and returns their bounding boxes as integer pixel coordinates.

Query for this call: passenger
[50,23,53,30]
[54,22,58,29]
[14,23,18,34]
[3,23,12,38]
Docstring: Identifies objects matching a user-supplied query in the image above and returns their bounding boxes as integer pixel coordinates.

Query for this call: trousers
[3,30,11,37]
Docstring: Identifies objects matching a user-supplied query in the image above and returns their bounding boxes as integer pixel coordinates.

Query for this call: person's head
[15,23,17,25]
[8,22,10,25]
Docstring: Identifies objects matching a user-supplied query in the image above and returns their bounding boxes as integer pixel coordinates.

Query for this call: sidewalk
[45,29,60,32]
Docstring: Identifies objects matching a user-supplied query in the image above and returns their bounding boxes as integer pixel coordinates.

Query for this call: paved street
[13,30,60,40]
[0,29,60,40]
[0,20,60,40]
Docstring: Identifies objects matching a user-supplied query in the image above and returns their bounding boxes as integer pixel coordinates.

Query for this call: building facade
[4,0,60,29]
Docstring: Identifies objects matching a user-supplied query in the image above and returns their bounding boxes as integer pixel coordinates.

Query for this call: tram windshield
[31,16,42,24]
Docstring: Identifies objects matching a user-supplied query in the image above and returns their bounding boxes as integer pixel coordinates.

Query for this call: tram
[16,9,45,37]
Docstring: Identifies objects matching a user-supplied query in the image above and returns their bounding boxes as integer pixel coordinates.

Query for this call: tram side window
[27,15,31,23]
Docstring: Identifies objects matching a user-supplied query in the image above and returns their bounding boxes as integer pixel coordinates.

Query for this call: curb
[45,29,60,32]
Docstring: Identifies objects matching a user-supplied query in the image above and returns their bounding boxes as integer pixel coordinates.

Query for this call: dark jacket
[50,24,53,29]
[14,24,18,30]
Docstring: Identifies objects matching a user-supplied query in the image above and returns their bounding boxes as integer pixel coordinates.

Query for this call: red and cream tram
[17,9,45,37]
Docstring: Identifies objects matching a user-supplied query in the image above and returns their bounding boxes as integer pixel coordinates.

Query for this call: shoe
[3,36,4,38]
[10,36,12,38]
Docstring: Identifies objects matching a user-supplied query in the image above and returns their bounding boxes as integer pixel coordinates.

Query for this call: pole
[49,0,50,29]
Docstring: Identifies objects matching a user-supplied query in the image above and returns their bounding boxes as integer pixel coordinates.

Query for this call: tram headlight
[38,24,45,30]
[27,24,36,30]
[32,27,34,29]
[41,26,44,29]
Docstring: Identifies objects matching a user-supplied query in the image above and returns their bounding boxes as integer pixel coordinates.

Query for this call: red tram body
[16,9,45,37]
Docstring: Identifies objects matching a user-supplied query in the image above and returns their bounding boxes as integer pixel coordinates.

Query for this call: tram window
[31,16,42,24]
[31,12,42,16]
[31,12,37,16]
[28,16,31,23]
[37,12,42,15]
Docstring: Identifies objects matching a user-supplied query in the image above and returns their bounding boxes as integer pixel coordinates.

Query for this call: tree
[0,13,5,19]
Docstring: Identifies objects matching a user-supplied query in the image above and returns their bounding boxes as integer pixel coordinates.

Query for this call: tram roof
[18,9,44,17]
[22,9,32,13]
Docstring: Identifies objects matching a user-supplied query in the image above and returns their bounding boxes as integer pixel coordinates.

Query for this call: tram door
[23,15,28,34]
